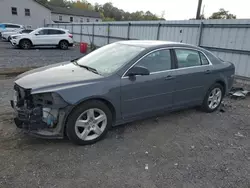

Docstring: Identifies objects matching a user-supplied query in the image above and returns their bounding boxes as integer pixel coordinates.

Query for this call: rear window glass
[175,49,201,68]
[199,52,209,65]
[48,29,65,34]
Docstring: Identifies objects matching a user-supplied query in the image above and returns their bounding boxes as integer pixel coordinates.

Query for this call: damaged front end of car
[10,84,70,139]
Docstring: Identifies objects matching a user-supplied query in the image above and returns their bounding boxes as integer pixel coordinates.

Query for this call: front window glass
[77,43,145,76]
[136,49,172,73]
[38,29,49,35]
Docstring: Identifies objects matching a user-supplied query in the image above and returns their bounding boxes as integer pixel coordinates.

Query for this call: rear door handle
[204,70,211,74]
[165,75,175,80]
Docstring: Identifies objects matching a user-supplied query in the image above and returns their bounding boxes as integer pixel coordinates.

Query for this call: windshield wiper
[72,60,99,75]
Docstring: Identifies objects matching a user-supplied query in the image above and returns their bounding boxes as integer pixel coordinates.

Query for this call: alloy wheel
[208,88,222,110]
[60,41,68,49]
[74,108,107,141]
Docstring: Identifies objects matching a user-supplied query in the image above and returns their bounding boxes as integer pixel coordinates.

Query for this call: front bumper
[10,100,69,139]
[10,39,18,46]
[11,100,48,130]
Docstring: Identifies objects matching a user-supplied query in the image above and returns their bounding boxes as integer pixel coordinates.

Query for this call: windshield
[76,43,145,76]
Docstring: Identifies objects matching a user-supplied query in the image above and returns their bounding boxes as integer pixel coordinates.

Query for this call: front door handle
[204,70,211,74]
[165,75,175,80]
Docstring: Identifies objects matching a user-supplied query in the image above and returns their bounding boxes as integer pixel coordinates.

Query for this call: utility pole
[196,0,203,19]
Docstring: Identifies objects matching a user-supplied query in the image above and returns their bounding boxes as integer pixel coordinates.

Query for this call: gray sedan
[11,41,235,145]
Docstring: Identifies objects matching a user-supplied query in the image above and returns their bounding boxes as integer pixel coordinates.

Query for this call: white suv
[10,27,74,50]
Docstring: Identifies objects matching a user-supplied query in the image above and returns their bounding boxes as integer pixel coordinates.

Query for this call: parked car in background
[10,27,73,50]
[11,41,235,145]
[0,23,24,37]
[1,29,33,41]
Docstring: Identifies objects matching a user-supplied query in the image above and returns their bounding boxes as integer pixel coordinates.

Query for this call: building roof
[33,0,51,10]
[49,5,101,18]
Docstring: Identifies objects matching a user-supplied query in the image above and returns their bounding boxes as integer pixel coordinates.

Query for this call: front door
[32,29,50,45]
[171,48,214,107]
[121,49,175,119]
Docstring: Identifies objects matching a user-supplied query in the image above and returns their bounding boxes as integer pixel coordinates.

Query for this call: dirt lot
[0,76,250,188]
[0,41,82,69]
[0,41,250,188]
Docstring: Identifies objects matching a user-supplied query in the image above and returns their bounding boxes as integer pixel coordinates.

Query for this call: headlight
[12,36,18,39]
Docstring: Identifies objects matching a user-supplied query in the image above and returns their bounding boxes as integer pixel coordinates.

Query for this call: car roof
[117,40,198,49]
[38,27,68,31]
[0,23,23,26]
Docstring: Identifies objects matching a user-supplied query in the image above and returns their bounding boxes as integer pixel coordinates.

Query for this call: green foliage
[71,0,94,10]
[37,0,163,21]
[209,8,236,19]
[190,9,236,20]
[48,0,68,7]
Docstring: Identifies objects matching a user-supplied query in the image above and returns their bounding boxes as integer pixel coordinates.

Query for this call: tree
[48,0,68,7]
[37,0,162,21]
[209,8,236,19]
[72,0,94,10]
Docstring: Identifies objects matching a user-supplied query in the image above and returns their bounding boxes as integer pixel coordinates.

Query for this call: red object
[80,42,88,53]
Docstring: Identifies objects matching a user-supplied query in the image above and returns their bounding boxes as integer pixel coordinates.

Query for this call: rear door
[48,29,65,44]
[121,48,175,119]
[171,48,214,108]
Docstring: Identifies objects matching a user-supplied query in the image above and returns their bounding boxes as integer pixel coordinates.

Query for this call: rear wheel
[66,100,112,145]
[201,83,224,112]
[59,40,69,50]
[20,39,31,49]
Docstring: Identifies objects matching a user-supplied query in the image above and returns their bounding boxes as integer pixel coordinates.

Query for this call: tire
[201,83,224,113]
[8,36,11,42]
[59,40,69,50]
[66,100,112,145]
[20,39,31,49]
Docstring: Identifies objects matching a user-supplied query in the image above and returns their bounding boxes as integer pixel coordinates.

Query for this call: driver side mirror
[126,66,150,76]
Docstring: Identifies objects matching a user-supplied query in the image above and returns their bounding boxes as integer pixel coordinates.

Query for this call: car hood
[11,33,21,37]
[15,61,103,93]
[11,33,28,37]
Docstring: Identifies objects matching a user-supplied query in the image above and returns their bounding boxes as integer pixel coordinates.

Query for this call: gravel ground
[0,41,82,69]
[0,76,250,188]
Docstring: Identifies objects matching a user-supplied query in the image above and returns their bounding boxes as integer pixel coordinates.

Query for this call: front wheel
[201,83,224,112]
[20,39,31,49]
[66,100,112,145]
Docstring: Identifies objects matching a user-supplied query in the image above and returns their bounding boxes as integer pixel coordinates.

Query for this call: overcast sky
[83,0,250,20]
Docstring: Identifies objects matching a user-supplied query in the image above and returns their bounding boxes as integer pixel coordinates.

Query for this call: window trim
[11,7,17,15]
[122,47,212,78]
[25,8,30,16]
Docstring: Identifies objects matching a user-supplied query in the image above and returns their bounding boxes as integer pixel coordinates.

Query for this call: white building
[0,0,52,28]
[50,6,102,23]
[0,0,102,28]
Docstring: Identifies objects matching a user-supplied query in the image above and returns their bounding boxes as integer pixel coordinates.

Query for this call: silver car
[11,41,235,145]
